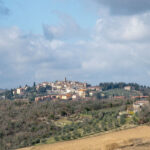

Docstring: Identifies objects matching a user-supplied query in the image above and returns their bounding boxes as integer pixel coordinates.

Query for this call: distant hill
[0,88,6,93]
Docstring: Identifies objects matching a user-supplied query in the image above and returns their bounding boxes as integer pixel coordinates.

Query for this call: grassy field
[18,125,150,150]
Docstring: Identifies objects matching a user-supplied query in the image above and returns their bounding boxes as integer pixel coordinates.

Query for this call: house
[89,91,97,97]
[88,86,102,91]
[36,84,41,90]
[72,94,77,100]
[42,82,49,87]
[35,97,42,102]
[56,85,62,90]
[61,94,72,100]
[61,95,68,100]
[133,100,149,113]
[35,95,52,102]
[124,86,131,91]
[66,88,76,93]
[16,88,24,95]
[78,89,87,98]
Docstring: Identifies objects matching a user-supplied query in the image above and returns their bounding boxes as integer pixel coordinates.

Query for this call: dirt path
[18,126,150,150]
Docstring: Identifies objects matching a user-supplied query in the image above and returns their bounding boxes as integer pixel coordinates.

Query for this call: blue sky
[1,0,150,88]
[1,0,98,33]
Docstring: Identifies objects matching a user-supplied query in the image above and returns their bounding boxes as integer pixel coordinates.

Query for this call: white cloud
[94,13,150,42]
[82,60,108,71]
[1,11,150,88]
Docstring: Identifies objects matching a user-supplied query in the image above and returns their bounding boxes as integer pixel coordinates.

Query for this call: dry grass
[18,126,150,150]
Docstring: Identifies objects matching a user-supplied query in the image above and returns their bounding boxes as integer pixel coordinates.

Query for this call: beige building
[61,95,68,100]
[89,91,97,97]
[78,89,87,98]
[72,94,77,100]
[56,85,62,90]
[88,86,102,91]
[124,86,131,91]
[133,100,149,112]
[61,94,72,100]
[16,88,24,95]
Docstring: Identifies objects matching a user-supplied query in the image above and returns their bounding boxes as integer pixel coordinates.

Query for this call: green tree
[120,114,126,125]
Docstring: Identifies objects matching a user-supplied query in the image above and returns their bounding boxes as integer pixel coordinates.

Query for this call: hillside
[0,89,6,93]
[0,98,143,150]
[18,125,150,150]
[102,88,142,98]
[0,88,150,150]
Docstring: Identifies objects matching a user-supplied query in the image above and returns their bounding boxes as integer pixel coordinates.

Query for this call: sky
[0,0,150,88]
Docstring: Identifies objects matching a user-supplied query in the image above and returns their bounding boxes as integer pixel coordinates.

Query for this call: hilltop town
[11,78,101,101]
[1,79,150,114]
[5,79,150,115]
[1,78,150,103]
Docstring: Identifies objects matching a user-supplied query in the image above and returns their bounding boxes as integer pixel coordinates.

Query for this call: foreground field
[19,126,150,150]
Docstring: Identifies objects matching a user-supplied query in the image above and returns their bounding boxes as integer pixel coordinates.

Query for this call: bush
[120,115,126,125]
[54,136,60,141]
[31,138,40,145]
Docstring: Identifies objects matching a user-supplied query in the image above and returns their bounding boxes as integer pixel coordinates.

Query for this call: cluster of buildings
[13,85,29,95]
[119,97,150,118]
[11,79,150,106]
[34,78,102,102]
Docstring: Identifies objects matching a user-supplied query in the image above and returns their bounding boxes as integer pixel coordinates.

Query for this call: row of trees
[99,82,150,93]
